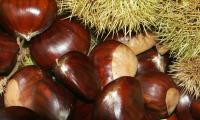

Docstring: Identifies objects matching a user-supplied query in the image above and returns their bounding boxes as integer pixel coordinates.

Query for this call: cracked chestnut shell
[53,51,100,101]
[0,32,19,73]
[90,40,138,89]
[136,72,180,118]
[30,18,91,70]
[4,65,75,120]
[93,76,145,120]
[0,0,57,41]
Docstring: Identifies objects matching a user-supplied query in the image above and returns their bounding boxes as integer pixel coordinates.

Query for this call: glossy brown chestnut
[160,114,178,120]
[144,109,160,120]
[70,100,94,120]
[145,112,178,120]
[90,40,138,89]
[0,32,19,73]
[93,76,145,120]
[53,51,100,101]
[0,0,57,41]
[30,18,91,70]
[0,106,44,120]
[175,91,194,120]
[136,72,180,118]
[105,32,157,55]
[137,47,168,74]
[4,65,75,120]
[191,99,200,119]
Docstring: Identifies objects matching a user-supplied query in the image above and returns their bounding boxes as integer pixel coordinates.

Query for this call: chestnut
[93,76,145,120]
[0,106,44,120]
[0,0,57,41]
[144,111,159,120]
[53,51,100,101]
[175,89,194,120]
[70,100,94,120]
[160,114,178,120]
[30,18,91,70]
[137,47,168,74]
[136,72,180,118]
[145,108,177,120]
[0,32,19,73]
[191,99,200,119]
[105,32,157,55]
[167,114,178,120]
[90,40,138,89]
[4,65,75,120]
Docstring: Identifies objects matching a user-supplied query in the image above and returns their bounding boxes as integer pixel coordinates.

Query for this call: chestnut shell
[90,40,138,89]
[0,32,19,73]
[191,99,200,119]
[0,0,57,40]
[93,76,145,120]
[4,65,75,120]
[70,100,94,120]
[136,72,179,118]
[0,106,44,120]
[30,19,91,70]
[137,47,168,74]
[53,51,100,101]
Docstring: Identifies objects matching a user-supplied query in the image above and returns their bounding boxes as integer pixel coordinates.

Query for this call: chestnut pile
[0,0,198,120]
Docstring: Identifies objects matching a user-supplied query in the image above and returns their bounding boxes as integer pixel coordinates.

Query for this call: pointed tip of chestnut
[53,51,100,101]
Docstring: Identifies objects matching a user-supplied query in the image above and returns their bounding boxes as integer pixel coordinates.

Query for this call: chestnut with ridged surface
[90,40,138,89]
[53,51,100,101]
[0,32,19,73]
[4,65,75,120]
[0,106,44,120]
[136,72,180,118]
[30,18,91,70]
[93,76,145,120]
[0,0,57,41]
